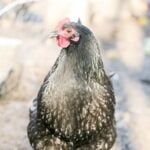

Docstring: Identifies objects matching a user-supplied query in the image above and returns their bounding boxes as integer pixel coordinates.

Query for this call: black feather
[27,22,116,150]
[77,18,82,25]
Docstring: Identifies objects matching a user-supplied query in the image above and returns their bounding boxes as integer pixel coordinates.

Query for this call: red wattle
[56,36,70,48]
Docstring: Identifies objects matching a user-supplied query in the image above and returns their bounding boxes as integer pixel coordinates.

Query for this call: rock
[116,19,144,70]
[0,37,22,97]
[144,37,150,56]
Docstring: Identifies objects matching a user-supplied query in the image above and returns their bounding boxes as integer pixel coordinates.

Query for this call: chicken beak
[48,31,59,38]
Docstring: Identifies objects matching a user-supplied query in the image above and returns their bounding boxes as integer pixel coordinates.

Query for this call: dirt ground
[0,34,60,150]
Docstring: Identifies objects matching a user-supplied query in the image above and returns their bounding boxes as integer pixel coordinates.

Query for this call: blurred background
[0,0,150,149]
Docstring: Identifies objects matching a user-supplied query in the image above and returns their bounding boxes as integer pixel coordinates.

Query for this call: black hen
[27,18,116,150]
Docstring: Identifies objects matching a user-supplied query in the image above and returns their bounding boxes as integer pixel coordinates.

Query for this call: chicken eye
[66,29,72,33]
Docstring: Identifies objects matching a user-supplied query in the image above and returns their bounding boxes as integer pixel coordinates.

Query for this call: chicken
[27,18,116,150]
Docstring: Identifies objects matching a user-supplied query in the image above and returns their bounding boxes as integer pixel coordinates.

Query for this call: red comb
[56,18,71,31]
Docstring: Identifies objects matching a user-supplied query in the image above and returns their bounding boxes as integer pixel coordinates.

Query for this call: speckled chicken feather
[27,22,116,150]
